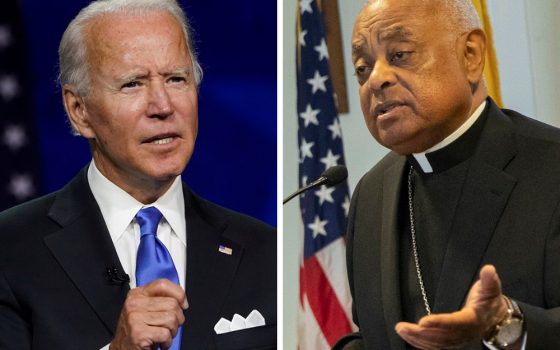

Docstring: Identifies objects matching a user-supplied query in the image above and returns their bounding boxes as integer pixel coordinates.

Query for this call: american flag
[296,0,356,348]
[0,0,43,211]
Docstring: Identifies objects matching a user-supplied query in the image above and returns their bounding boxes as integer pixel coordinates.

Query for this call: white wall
[283,1,560,349]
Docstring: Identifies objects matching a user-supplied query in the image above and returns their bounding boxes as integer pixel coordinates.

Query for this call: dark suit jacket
[0,166,276,350]
[335,99,560,350]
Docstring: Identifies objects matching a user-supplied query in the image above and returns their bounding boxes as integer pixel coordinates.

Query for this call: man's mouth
[143,134,178,145]
[375,101,404,117]
[151,136,174,145]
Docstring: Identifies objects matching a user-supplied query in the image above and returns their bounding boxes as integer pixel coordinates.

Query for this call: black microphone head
[321,165,348,187]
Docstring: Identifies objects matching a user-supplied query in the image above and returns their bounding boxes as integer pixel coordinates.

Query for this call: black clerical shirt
[400,101,491,349]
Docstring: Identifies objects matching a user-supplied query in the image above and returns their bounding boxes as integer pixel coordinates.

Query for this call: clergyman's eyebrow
[378,26,413,43]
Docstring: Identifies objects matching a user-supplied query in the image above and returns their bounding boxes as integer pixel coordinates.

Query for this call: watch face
[496,319,523,345]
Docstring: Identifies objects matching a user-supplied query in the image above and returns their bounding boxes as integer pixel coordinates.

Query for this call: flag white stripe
[315,237,357,330]
[298,294,331,350]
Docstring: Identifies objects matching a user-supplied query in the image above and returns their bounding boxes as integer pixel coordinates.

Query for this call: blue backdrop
[13,0,277,226]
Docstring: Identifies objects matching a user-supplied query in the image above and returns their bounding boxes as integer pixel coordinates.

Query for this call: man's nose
[367,59,397,92]
[147,81,174,118]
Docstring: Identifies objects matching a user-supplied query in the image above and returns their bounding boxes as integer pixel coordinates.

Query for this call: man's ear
[460,28,486,85]
[62,85,95,139]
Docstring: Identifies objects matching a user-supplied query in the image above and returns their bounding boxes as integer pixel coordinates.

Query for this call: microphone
[283,165,348,205]
[107,266,130,285]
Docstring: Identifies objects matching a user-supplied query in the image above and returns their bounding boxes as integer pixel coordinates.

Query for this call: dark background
[7,0,277,226]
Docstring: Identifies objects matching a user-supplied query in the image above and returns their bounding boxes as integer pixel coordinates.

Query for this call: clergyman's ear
[462,28,486,85]
[62,85,95,139]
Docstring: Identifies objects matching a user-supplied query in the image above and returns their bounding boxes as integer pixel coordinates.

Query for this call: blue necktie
[136,207,182,350]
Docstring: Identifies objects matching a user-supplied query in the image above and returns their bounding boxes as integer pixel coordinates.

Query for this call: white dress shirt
[87,160,187,290]
[88,160,187,350]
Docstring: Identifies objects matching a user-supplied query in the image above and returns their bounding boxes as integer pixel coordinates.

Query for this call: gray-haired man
[0,1,276,349]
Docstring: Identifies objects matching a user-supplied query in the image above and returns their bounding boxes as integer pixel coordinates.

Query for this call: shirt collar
[87,159,186,245]
[409,100,487,174]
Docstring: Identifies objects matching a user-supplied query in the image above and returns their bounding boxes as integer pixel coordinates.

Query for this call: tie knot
[136,207,163,238]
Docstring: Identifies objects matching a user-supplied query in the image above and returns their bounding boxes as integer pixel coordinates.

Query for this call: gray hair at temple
[58,0,203,99]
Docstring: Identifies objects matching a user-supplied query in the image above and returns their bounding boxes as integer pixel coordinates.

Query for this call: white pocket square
[214,310,266,334]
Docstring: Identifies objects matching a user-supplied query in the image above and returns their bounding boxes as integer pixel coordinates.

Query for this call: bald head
[365,0,482,38]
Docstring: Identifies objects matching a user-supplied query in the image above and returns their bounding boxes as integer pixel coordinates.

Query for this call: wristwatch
[487,296,524,348]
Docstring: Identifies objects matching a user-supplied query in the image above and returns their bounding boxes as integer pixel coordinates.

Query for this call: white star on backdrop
[300,0,313,14]
[8,173,35,202]
[0,75,19,102]
[300,138,315,162]
[315,185,335,205]
[320,149,340,170]
[299,29,308,47]
[3,124,27,152]
[327,119,343,140]
[0,25,13,51]
[299,104,320,127]
[342,196,350,217]
[308,215,328,238]
[306,70,328,94]
[314,38,329,61]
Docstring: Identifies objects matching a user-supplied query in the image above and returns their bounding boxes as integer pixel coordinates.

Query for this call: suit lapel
[381,157,407,350]
[181,187,244,350]
[434,102,518,313]
[43,167,129,335]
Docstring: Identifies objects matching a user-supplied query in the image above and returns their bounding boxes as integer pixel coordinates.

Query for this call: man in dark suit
[0,0,276,349]
[335,0,560,349]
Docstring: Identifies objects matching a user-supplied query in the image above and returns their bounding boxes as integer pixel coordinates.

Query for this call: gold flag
[471,0,503,107]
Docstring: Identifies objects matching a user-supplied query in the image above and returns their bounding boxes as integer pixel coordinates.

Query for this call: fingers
[131,279,189,310]
[111,279,187,350]
[478,265,502,299]
[396,320,473,350]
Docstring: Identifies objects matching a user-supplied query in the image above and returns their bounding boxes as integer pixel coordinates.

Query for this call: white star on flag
[327,118,343,140]
[0,25,13,51]
[342,196,351,217]
[300,0,313,15]
[315,185,335,205]
[8,173,35,202]
[299,104,320,127]
[0,75,19,102]
[308,215,328,238]
[306,70,328,94]
[301,175,308,198]
[3,124,27,152]
[314,38,329,61]
[320,149,340,170]
[299,29,308,47]
[300,138,315,162]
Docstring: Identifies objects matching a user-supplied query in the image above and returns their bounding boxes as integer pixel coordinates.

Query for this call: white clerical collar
[87,159,186,246]
[412,100,487,173]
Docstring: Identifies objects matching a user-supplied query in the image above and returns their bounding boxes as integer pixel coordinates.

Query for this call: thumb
[479,265,502,298]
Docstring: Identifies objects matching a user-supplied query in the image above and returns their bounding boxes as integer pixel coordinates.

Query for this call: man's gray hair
[58,0,203,98]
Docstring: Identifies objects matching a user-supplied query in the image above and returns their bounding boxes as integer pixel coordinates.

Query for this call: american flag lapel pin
[219,245,233,255]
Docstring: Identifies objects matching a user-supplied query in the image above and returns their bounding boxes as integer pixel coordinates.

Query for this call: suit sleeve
[518,197,560,349]
[0,267,31,349]
[333,178,365,350]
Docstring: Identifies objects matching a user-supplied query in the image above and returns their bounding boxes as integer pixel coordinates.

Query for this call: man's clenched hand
[109,279,188,350]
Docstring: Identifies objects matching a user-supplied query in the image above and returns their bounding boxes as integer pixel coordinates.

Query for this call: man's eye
[391,51,410,61]
[354,66,369,76]
[123,82,139,89]
[169,77,185,83]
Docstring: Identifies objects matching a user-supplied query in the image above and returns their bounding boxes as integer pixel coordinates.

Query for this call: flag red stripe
[302,255,353,346]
